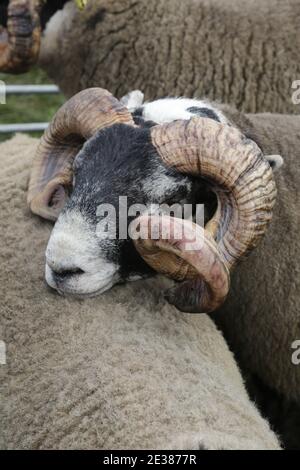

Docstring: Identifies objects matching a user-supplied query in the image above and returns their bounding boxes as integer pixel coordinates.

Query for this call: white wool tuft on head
[120,90,145,112]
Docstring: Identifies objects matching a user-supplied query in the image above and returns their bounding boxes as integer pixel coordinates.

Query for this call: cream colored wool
[0,135,280,450]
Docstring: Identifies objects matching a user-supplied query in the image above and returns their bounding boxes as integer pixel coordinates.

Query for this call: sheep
[1,0,299,114]
[36,0,300,114]
[27,88,300,447]
[0,134,281,450]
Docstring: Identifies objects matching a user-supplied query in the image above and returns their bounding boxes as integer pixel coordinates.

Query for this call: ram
[0,134,280,450]
[27,88,300,447]
[1,0,300,114]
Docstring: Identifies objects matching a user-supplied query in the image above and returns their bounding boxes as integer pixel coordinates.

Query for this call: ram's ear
[120,90,144,111]
[266,154,284,172]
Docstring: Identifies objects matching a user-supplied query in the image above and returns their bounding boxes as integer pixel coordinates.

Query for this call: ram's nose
[51,267,85,284]
[45,255,85,289]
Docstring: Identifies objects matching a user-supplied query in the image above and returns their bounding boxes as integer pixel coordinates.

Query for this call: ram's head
[28,88,277,313]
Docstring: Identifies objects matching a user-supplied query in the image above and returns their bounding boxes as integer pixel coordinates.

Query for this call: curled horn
[27,87,135,221]
[0,0,44,73]
[133,215,230,313]
[134,117,277,313]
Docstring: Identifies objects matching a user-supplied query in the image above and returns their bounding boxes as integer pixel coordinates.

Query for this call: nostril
[52,267,85,280]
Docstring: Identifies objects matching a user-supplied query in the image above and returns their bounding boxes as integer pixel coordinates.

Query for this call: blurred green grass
[0,67,65,142]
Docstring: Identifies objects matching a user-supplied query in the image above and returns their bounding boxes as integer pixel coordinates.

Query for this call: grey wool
[39,0,300,114]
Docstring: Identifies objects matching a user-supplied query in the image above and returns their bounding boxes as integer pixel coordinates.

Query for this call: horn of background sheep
[27,87,135,221]
[134,117,277,313]
[0,0,44,73]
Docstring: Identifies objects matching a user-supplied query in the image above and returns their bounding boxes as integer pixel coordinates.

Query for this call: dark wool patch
[132,106,144,126]
[133,116,157,128]
[187,106,220,122]
[132,107,143,117]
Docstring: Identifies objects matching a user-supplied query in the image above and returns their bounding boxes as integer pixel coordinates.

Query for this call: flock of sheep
[0,0,300,450]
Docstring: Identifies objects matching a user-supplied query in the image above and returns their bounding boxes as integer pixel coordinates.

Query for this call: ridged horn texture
[133,215,230,313]
[27,87,135,221]
[0,0,44,73]
[134,117,277,313]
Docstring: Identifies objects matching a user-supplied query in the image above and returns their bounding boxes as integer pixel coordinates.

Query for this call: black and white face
[45,124,194,297]
[45,95,284,297]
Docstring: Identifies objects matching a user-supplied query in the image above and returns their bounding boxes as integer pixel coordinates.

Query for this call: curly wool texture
[39,0,300,114]
[0,135,280,450]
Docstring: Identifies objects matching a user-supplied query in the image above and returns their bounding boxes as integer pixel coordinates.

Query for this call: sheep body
[39,0,300,114]
[0,134,280,450]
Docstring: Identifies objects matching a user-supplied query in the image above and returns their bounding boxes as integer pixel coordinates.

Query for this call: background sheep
[1,0,299,113]
[0,134,280,450]
[36,0,300,114]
